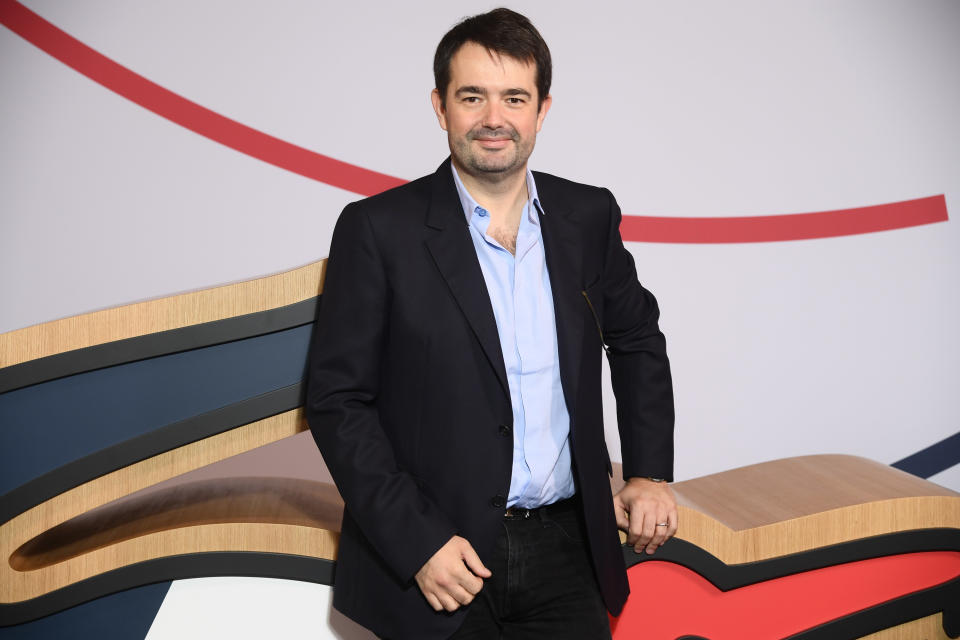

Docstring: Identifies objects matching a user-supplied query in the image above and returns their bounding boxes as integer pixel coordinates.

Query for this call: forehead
[447,41,537,94]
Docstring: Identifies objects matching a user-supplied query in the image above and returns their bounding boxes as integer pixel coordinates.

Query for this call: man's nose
[480,100,506,128]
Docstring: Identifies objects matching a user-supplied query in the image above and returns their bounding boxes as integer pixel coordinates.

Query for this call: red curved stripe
[611,551,960,639]
[0,1,949,243]
[623,195,948,243]
[0,0,404,197]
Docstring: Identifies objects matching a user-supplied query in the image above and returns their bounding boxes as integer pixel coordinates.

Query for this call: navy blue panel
[0,298,318,394]
[0,581,170,640]
[0,325,312,495]
[892,430,960,479]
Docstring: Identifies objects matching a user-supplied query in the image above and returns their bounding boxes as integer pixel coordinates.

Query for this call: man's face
[431,41,551,180]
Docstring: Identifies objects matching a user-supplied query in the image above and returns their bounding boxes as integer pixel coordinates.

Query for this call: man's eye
[507,97,525,104]
[463,96,481,103]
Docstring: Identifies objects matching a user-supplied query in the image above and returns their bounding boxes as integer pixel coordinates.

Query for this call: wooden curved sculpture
[0,260,331,624]
[1,260,958,638]
[612,456,960,639]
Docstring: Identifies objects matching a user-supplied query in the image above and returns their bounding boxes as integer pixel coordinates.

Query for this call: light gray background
[2,3,958,635]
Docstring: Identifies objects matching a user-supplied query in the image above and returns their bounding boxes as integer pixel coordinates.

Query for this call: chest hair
[487,224,518,255]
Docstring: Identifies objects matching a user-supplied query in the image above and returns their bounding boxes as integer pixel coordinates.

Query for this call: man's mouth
[474,137,511,149]
[470,128,516,150]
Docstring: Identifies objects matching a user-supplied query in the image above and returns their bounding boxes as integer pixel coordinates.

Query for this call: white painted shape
[145,578,376,640]
[928,463,960,493]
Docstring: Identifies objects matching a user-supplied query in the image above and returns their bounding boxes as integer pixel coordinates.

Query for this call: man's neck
[453,161,530,226]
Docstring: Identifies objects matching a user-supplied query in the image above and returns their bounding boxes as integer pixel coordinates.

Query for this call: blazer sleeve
[599,189,676,482]
[305,202,457,583]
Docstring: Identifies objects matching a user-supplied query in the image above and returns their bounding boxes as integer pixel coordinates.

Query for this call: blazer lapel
[424,160,510,398]
[536,188,585,418]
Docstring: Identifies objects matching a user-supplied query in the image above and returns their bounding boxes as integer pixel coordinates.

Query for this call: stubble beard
[451,126,534,182]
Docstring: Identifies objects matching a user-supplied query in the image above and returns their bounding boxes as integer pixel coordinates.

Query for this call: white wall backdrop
[2,2,958,635]
[2,0,957,482]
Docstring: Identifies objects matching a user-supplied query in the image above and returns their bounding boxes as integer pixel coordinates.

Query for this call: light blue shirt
[451,164,575,508]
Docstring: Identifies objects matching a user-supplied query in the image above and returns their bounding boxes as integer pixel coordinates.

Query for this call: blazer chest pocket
[581,279,608,353]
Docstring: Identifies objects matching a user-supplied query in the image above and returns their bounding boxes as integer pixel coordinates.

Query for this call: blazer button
[491,495,506,509]
[498,424,512,437]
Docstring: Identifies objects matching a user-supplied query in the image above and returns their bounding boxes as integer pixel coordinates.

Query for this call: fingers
[613,495,631,531]
[415,536,489,612]
[622,499,655,551]
[461,540,492,579]
[420,570,480,611]
[615,479,679,555]
[646,509,672,553]
[634,502,680,554]
[630,508,655,554]
[456,569,484,599]
[667,508,679,538]
[440,583,478,611]
[422,568,482,610]
[424,588,475,612]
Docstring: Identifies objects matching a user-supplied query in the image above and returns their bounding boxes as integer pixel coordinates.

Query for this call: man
[306,8,676,639]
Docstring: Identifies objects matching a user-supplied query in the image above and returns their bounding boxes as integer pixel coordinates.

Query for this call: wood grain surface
[0,409,311,603]
[7,449,959,610]
[0,259,325,368]
[857,613,950,640]
[613,455,960,564]
[11,477,344,571]
[4,259,955,637]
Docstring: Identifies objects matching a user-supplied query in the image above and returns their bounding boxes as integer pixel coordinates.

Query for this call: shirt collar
[450,163,544,226]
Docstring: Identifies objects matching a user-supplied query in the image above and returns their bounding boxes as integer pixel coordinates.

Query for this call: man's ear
[431,89,448,131]
[536,94,552,133]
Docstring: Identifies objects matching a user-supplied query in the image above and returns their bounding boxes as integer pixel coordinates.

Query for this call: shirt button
[498,424,512,437]
[491,495,506,509]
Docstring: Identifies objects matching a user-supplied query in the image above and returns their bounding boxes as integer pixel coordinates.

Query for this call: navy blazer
[306,159,674,640]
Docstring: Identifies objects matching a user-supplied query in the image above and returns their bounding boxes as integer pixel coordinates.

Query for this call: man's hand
[415,535,492,612]
[613,478,678,554]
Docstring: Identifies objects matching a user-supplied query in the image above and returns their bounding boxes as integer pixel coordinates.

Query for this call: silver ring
[656,522,668,527]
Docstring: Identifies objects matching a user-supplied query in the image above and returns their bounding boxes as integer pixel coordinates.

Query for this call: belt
[503,495,579,520]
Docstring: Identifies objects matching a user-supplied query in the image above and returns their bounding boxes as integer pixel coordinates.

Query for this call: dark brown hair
[433,8,552,110]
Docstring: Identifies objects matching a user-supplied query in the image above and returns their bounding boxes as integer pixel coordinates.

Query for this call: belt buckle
[504,506,533,519]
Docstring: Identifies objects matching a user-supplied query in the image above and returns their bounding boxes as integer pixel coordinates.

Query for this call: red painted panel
[611,552,960,639]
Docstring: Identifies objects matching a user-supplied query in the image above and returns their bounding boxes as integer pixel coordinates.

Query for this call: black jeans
[449,497,612,640]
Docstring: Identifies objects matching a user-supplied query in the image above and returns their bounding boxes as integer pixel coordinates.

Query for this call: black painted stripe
[0,297,319,394]
[0,553,335,627]
[623,528,960,590]
[893,430,960,479]
[0,383,303,526]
